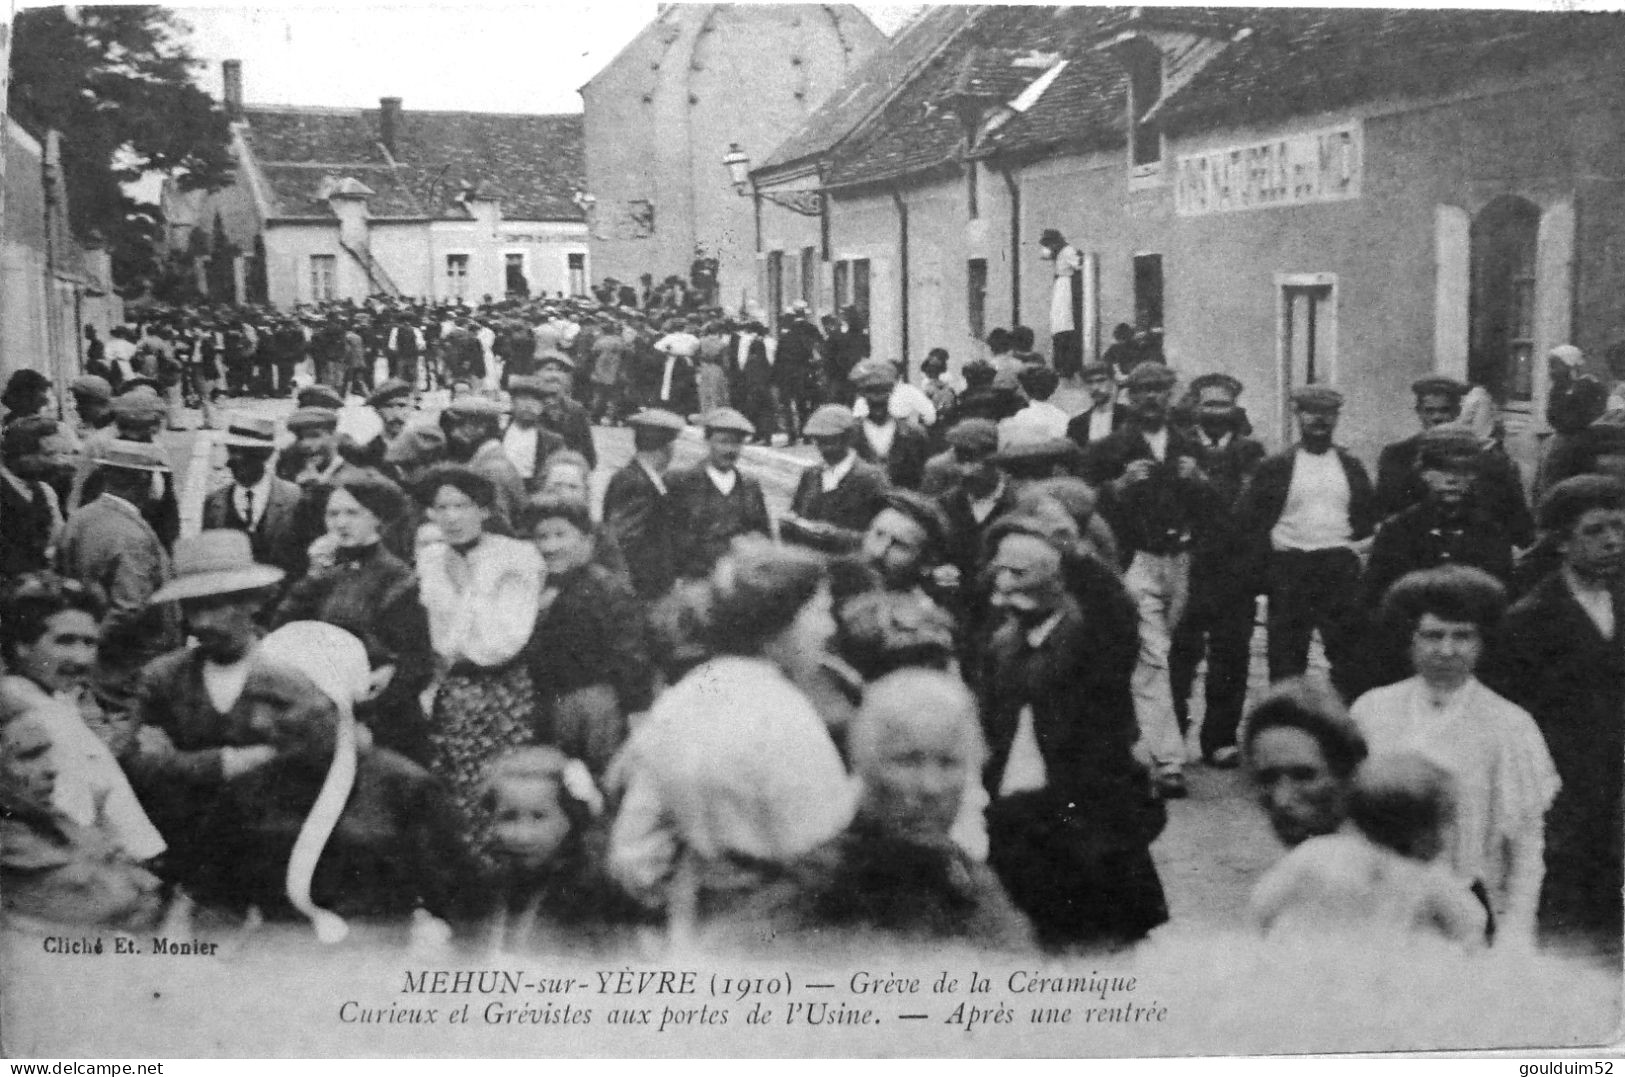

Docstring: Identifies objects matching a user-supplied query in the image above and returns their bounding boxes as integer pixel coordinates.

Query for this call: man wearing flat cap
[782,404,891,554]
[1373,375,1533,547]
[69,375,115,441]
[852,360,931,490]
[72,390,181,551]
[1166,370,1265,767]
[529,366,597,469]
[203,415,310,578]
[366,378,415,442]
[666,408,770,579]
[937,418,1019,584]
[1485,474,1625,950]
[1079,363,1223,795]
[603,409,686,602]
[439,395,526,530]
[1237,384,1374,699]
[502,376,568,494]
[56,440,183,684]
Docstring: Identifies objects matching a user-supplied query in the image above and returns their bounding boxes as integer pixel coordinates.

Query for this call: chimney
[379,97,402,157]
[222,59,243,119]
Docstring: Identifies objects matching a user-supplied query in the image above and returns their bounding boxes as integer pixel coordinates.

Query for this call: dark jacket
[733,816,1036,954]
[1374,434,1534,548]
[1064,404,1134,448]
[538,398,597,470]
[1483,571,1624,932]
[500,421,568,495]
[0,472,56,580]
[1081,424,1224,560]
[938,482,1020,581]
[784,457,891,553]
[602,459,679,602]
[188,748,474,923]
[978,589,1168,944]
[528,562,649,706]
[202,475,311,579]
[272,541,435,763]
[666,465,771,579]
[1235,445,1376,589]
[1363,500,1515,609]
[854,418,932,490]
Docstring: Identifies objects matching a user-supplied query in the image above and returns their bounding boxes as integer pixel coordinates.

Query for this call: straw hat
[149,529,285,603]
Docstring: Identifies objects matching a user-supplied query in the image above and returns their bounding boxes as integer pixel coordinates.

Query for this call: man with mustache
[124,531,286,874]
[1237,385,1375,701]
[977,516,1167,952]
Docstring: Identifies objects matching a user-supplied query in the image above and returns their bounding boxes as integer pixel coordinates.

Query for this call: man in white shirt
[1237,385,1376,699]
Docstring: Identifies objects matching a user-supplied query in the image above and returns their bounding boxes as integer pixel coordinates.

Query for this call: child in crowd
[1248,752,1488,945]
[477,746,644,953]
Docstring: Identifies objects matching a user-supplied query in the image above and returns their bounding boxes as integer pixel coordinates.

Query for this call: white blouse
[416,534,544,668]
[1351,677,1560,934]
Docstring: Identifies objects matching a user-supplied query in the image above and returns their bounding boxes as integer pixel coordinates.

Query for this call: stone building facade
[580,4,885,314]
[165,62,589,309]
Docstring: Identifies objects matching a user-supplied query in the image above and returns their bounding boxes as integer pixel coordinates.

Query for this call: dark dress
[1484,571,1625,945]
[272,541,436,763]
[525,562,652,773]
[189,748,475,924]
[732,816,1036,954]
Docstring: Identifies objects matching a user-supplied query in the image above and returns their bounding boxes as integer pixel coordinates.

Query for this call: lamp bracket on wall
[759,189,824,216]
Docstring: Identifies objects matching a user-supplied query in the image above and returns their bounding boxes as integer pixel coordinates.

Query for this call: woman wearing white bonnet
[186,621,473,942]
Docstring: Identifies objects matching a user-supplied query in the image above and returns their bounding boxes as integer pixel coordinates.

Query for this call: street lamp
[722,143,752,195]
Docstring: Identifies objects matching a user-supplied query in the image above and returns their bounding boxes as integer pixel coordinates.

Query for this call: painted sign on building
[1174,122,1362,217]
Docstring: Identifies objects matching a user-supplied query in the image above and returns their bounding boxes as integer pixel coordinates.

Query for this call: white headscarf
[257,622,370,944]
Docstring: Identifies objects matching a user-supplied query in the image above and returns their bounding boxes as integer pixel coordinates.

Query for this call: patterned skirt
[429,662,539,863]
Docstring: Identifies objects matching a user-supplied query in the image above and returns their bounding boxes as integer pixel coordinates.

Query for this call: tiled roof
[1155,8,1625,135]
[242,106,585,221]
[759,5,976,173]
[825,6,1120,189]
[824,6,1624,189]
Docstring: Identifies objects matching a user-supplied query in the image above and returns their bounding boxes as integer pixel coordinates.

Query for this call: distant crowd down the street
[0,274,1622,980]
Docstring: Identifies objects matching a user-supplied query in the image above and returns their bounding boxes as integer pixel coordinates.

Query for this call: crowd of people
[0,283,1620,964]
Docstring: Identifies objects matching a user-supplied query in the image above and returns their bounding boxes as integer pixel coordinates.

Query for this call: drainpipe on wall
[891,186,910,376]
[1002,167,1021,326]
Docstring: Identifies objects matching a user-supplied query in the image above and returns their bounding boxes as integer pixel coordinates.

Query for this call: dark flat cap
[366,378,413,407]
[296,385,345,410]
[945,418,998,455]
[285,406,340,432]
[444,395,507,419]
[1190,372,1244,398]
[1410,375,1468,400]
[1122,363,1177,390]
[701,407,755,435]
[1291,385,1344,411]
